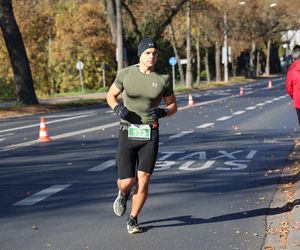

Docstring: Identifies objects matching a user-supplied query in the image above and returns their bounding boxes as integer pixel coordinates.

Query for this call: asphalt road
[0,77,298,250]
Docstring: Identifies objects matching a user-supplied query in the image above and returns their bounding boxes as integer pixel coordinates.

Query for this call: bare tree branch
[154,0,189,40]
[121,0,142,41]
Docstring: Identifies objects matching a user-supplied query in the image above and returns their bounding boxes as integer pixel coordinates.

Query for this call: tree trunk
[196,38,201,86]
[169,25,185,84]
[250,40,256,78]
[185,0,193,89]
[256,50,261,76]
[116,0,123,70]
[0,0,38,104]
[266,39,271,76]
[205,47,211,83]
[215,41,221,82]
[105,0,117,45]
[232,60,237,78]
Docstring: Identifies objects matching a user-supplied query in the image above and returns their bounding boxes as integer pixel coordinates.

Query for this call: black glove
[114,105,130,120]
[147,107,168,119]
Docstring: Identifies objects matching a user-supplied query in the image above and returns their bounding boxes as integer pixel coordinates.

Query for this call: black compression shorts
[116,125,159,179]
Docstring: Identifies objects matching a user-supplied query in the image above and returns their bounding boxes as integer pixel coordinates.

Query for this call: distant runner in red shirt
[286,45,300,125]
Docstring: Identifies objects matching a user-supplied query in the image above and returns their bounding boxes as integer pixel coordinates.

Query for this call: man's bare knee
[118,177,136,193]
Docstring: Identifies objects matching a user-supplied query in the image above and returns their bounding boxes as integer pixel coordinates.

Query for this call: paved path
[0,92,107,107]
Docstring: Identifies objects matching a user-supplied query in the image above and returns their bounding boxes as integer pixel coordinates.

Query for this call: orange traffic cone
[268,80,273,89]
[240,86,244,96]
[188,93,195,107]
[38,117,51,142]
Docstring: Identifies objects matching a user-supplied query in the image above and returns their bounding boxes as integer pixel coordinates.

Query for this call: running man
[106,37,177,233]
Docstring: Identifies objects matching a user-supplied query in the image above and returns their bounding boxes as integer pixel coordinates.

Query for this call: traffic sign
[76,61,84,70]
[76,61,84,92]
[169,57,177,66]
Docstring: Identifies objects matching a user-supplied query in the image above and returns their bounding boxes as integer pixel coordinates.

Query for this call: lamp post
[223,11,228,82]
[116,0,123,70]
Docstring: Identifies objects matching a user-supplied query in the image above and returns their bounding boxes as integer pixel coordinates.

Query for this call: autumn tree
[0,0,38,104]
[185,0,193,88]
[50,1,115,92]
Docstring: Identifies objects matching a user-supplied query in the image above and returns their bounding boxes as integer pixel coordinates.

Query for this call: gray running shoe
[113,191,128,216]
[127,215,142,234]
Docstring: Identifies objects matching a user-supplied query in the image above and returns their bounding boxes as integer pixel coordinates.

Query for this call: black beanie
[137,38,157,57]
[293,45,300,60]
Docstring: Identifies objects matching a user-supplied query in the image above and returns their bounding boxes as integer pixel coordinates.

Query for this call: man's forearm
[165,103,177,116]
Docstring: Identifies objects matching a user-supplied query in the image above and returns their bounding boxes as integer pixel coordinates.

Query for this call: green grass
[52,98,104,107]
[46,86,109,98]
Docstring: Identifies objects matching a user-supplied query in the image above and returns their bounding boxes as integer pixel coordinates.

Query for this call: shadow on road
[141,199,300,232]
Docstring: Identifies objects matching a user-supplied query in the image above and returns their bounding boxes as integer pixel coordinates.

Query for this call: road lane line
[246,106,256,110]
[169,131,194,139]
[0,133,14,142]
[0,121,120,152]
[0,114,95,133]
[233,111,245,115]
[51,122,119,140]
[178,95,239,111]
[196,123,214,129]
[87,160,115,172]
[13,184,71,206]
[0,133,14,137]
[217,116,232,121]
[44,111,96,118]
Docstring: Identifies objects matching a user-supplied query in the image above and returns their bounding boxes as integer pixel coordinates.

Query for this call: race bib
[128,124,151,140]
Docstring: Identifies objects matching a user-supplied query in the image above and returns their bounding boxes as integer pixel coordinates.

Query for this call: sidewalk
[264,141,300,250]
[0,92,107,120]
[286,141,300,250]
[39,92,107,105]
[0,92,107,108]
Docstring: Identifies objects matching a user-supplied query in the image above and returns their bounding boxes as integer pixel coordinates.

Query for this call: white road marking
[13,184,71,206]
[246,150,257,159]
[216,116,232,121]
[178,160,215,171]
[0,114,95,133]
[216,160,249,171]
[0,121,120,152]
[211,150,243,160]
[44,111,96,118]
[87,160,115,172]
[0,133,14,141]
[196,123,214,129]
[178,95,239,111]
[233,111,245,115]
[257,103,265,107]
[246,106,256,110]
[169,131,194,139]
[0,133,14,137]
[105,110,114,114]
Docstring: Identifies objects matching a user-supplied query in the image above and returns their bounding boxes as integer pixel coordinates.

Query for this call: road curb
[286,167,300,249]
[264,140,300,250]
